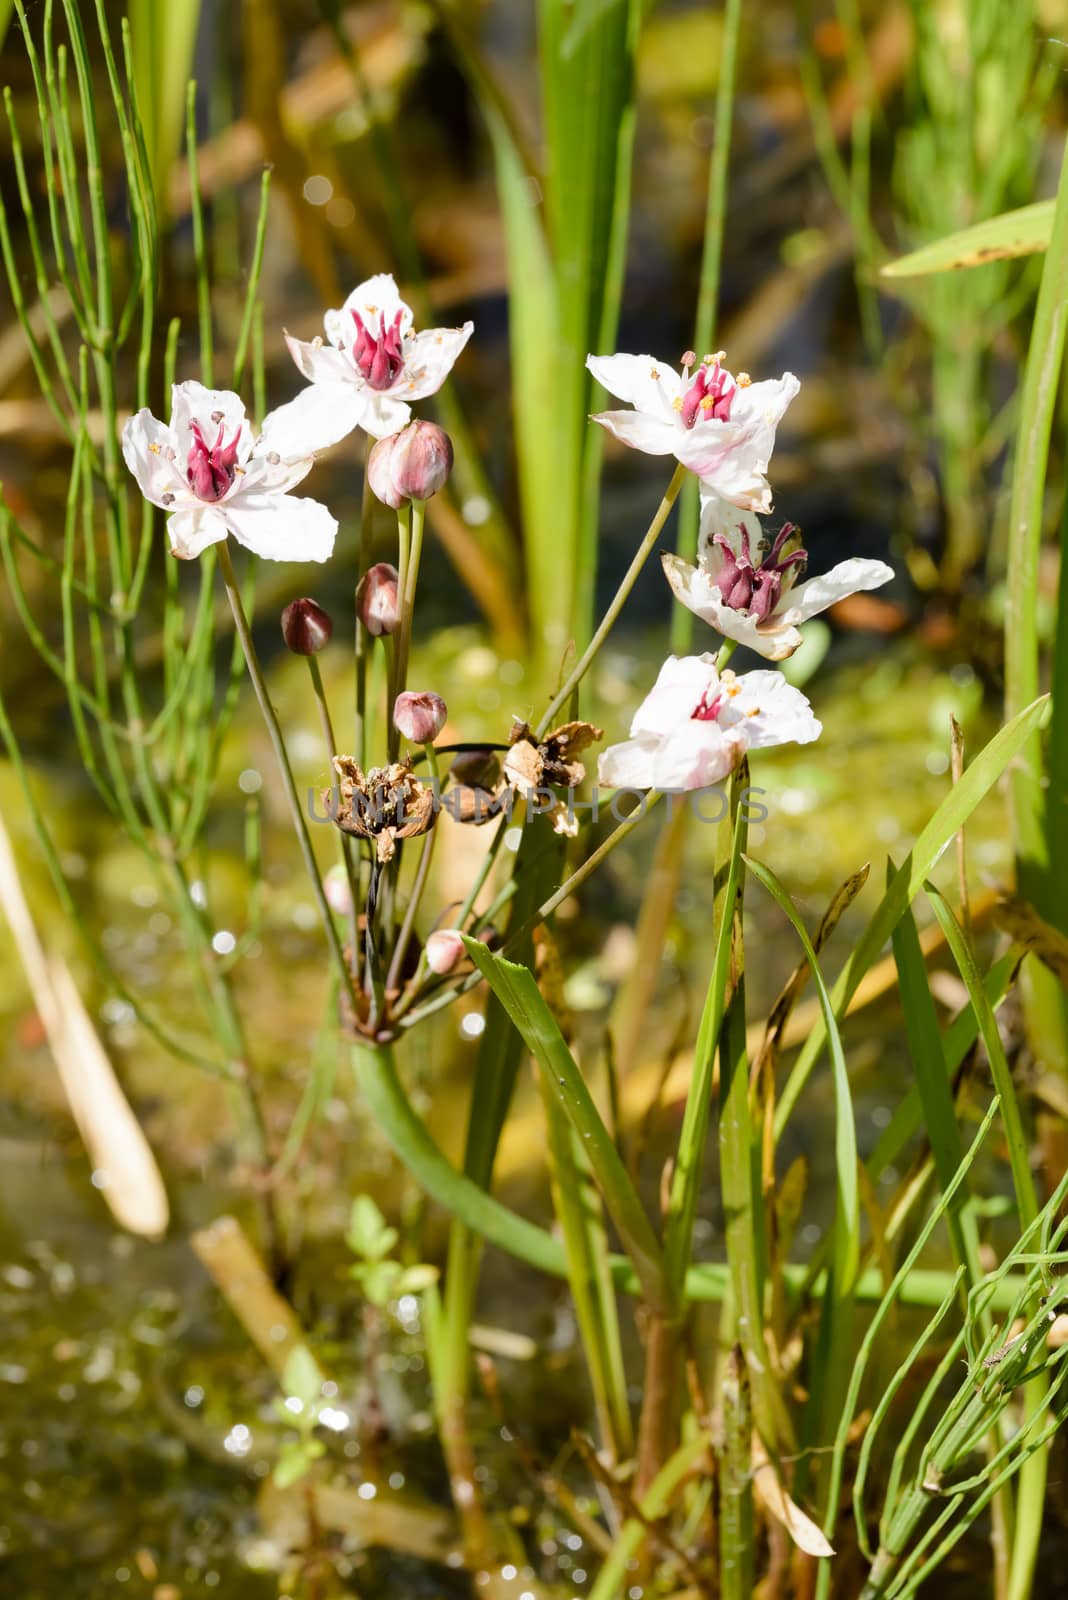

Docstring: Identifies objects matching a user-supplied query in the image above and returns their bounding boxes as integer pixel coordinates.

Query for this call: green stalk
[670,0,743,653]
[1005,131,1068,1082]
[216,543,354,1005]
[537,462,688,735]
[720,1344,754,1600]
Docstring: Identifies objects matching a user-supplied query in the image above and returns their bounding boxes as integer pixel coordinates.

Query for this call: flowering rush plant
[116,265,921,1577]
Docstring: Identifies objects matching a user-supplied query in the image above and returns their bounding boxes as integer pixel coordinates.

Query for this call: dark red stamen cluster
[680,360,736,429]
[186,419,241,502]
[691,686,724,723]
[351,309,405,391]
[713,521,807,621]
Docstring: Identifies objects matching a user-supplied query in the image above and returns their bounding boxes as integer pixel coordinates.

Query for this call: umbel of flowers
[122,273,895,1030]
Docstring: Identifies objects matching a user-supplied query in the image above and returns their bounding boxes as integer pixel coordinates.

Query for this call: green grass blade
[538,1069,634,1462]
[127,0,202,215]
[776,693,1050,1137]
[889,881,983,1286]
[663,801,746,1292]
[923,886,1037,1230]
[462,939,672,1315]
[748,858,859,1293]
[881,199,1053,277]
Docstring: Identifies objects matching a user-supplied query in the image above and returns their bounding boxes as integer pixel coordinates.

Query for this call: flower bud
[367,434,407,509]
[357,562,400,637]
[449,748,501,789]
[281,597,333,655]
[394,690,447,745]
[425,929,465,975]
[367,420,454,507]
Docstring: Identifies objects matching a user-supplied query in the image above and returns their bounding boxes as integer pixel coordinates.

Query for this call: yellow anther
[650,367,660,380]
[736,372,752,387]
[148,443,161,454]
[672,396,683,412]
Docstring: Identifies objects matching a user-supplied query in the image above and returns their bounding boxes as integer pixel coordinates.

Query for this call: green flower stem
[387,501,412,761]
[396,793,662,1029]
[536,462,689,737]
[216,542,355,1006]
[386,743,442,997]
[355,434,376,766]
[306,654,360,966]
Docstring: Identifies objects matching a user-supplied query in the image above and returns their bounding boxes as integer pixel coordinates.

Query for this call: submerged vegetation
[2,1,1068,1597]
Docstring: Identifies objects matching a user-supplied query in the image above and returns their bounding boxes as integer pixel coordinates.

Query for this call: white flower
[662,492,895,661]
[598,654,821,792]
[285,272,474,441]
[586,349,799,513]
[122,380,339,562]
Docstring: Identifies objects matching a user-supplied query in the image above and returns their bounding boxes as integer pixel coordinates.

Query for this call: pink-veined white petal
[776,558,895,626]
[361,392,414,439]
[339,273,414,339]
[586,353,683,417]
[401,323,475,400]
[222,492,338,563]
[590,408,679,456]
[260,383,368,460]
[167,506,228,560]
[718,670,822,749]
[121,409,187,508]
[285,331,356,385]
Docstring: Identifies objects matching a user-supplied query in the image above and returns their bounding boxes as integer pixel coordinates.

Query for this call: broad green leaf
[461,937,673,1315]
[776,694,1050,1138]
[881,200,1053,278]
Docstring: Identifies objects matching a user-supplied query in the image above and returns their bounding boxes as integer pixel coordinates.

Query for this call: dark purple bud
[394,690,447,744]
[281,596,333,655]
[357,562,400,637]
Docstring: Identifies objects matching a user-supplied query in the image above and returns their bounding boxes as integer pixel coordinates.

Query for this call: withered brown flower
[328,756,435,862]
[503,718,603,837]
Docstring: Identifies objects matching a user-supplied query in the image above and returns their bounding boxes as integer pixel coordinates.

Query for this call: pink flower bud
[357,562,400,637]
[281,596,333,655]
[367,434,407,510]
[425,929,465,975]
[394,690,447,744]
[367,421,454,507]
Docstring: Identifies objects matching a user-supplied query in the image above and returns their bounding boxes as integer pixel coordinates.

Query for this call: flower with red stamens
[662,492,894,661]
[598,654,820,792]
[585,348,799,513]
[122,380,339,562]
[285,273,474,443]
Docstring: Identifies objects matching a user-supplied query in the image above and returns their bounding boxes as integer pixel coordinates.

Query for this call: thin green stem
[216,542,355,1004]
[537,462,688,735]
[307,654,360,966]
